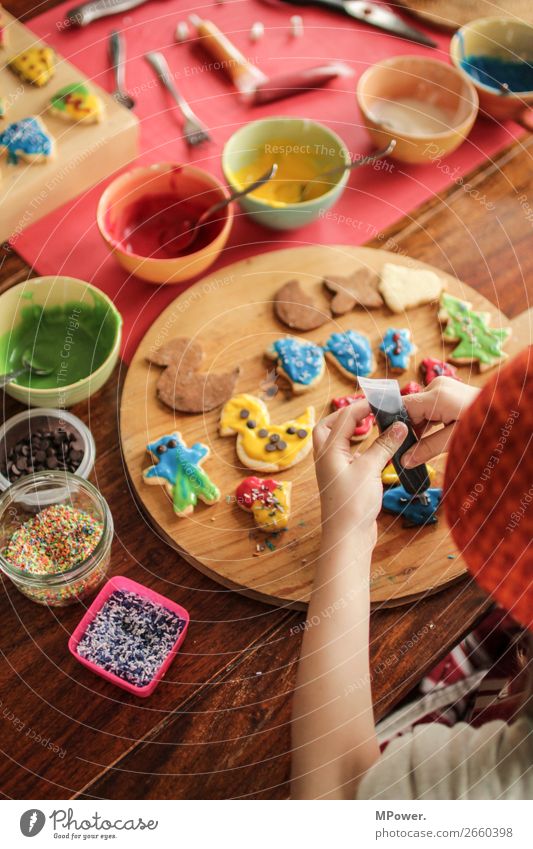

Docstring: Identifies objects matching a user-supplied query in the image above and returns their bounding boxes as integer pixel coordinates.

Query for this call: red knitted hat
[443,347,533,632]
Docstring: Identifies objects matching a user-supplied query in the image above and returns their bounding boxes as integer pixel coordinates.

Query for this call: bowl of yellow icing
[0,277,122,408]
[222,117,350,230]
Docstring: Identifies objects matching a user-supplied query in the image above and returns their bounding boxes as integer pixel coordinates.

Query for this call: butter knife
[67,0,152,28]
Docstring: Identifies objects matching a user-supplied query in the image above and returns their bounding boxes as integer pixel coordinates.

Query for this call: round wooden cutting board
[120,245,518,610]
[395,0,533,31]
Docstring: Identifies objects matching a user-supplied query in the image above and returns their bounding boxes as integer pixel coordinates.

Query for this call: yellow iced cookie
[220,393,314,472]
[50,83,104,124]
[9,46,55,87]
[382,462,436,486]
[236,476,292,532]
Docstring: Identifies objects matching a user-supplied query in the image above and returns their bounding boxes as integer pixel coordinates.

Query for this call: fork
[145,52,211,147]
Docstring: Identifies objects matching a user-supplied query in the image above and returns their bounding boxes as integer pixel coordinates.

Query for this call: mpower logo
[20,810,46,837]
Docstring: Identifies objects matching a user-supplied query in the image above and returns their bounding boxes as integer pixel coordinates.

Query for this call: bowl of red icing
[97,163,234,284]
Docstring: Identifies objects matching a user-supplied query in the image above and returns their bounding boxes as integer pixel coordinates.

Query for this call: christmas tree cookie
[438,293,511,372]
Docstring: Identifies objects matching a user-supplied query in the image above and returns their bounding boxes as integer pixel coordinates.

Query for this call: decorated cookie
[378,263,444,313]
[420,357,461,385]
[274,279,329,331]
[0,7,8,48]
[331,394,375,442]
[382,485,442,527]
[9,46,55,87]
[323,330,374,380]
[0,116,54,164]
[266,336,325,393]
[220,393,315,472]
[50,83,104,124]
[0,95,5,119]
[379,328,416,373]
[401,381,422,396]
[382,462,436,487]
[143,432,220,517]
[147,337,240,413]
[438,293,511,372]
[323,268,382,314]
[236,476,292,532]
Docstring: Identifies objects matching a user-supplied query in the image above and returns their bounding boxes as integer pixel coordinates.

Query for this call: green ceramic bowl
[222,117,351,230]
[0,277,122,408]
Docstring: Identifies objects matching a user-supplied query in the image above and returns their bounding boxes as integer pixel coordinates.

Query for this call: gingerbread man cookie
[9,46,55,86]
[236,476,292,532]
[323,268,383,314]
[420,357,461,385]
[378,263,444,313]
[143,432,220,517]
[382,485,442,527]
[50,83,104,124]
[266,336,325,394]
[323,330,374,380]
[438,293,511,372]
[379,328,416,373]
[274,279,329,331]
[0,117,54,164]
[331,394,375,442]
[220,393,315,472]
[147,337,240,413]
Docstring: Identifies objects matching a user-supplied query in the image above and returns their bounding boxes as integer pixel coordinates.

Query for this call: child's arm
[290,402,408,800]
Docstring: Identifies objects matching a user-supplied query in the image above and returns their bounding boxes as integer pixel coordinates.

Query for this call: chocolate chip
[4,425,86,482]
[276,441,287,451]
[258,429,268,438]
[16,456,28,471]
[286,426,296,434]
[265,443,277,452]
[34,450,46,463]
[239,409,249,419]
[167,439,177,449]
[269,433,280,443]
[246,420,256,429]
[46,455,58,470]
[297,429,308,439]
[157,445,167,454]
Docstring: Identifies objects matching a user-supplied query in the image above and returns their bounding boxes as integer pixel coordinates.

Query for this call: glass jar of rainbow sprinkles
[0,472,113,606]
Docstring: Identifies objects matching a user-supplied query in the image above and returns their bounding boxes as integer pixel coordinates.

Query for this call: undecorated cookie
[379,263,444,313]
[323,267,382,314]
[274,279,329,330]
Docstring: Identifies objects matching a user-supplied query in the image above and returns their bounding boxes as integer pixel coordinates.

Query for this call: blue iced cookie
[143,432,220,517]
[382,485,442,527]
[323,330,374,380]
[267,336,325,393]
[380,327,416,372]
[0,116,54,164]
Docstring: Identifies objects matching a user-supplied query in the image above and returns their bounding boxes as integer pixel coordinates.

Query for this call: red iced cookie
[420,357,461,385]
[400,381,422,396]
[235,476,291,531]
[331,394,375,442]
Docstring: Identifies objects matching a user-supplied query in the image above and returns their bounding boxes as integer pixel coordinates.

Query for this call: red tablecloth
[12,0,522,361]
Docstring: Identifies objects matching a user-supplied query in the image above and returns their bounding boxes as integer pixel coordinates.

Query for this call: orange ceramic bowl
[357,56,479,164]
[97,163,233,284]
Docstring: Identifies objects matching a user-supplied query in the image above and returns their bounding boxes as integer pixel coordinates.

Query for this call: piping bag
[358,377,430,497]
[240,63,353,105]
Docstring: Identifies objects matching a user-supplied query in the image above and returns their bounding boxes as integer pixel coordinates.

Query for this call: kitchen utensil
[145,51,211,146]
[299,139,396,200]
[0,351,53,389]
[188,14,268,93]
[262,0,437,47]
[241,62,353,105]
[67,0,152,28]
[109,30,135,110]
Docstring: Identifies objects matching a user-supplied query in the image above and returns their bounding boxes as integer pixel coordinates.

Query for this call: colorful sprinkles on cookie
[438,293,511,371]
[380,328,416,372]
[0,116,53,164]
[382,485,442,527]
[331,394,375,441]
[143,432,220,517]
[236,476,292,532]
[50,82,104,124]
[76,589,186,688]
[268,336,324,392]
[323,330,373,379]
[9,46,55,86]
[421,357,461,385]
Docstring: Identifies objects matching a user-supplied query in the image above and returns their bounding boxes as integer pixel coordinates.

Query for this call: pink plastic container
[68,575,190,697]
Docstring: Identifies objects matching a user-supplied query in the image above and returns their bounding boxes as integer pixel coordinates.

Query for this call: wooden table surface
[1,0,532,800]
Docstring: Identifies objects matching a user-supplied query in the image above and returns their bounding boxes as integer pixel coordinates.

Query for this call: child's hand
[313,400,408,538]
[402,376,479,468]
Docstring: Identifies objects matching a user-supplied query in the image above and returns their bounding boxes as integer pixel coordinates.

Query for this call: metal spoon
[299,139,397,201]
[169,163,278,254]
[109,30,135,110]
[0,350,54,390]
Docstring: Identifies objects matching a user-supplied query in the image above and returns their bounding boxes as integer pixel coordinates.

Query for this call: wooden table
[1,0,532,800]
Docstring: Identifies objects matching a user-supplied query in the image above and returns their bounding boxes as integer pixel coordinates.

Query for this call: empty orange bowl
[97,164,233,284]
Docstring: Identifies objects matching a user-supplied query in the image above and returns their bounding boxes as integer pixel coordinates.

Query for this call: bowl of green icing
[0,277,122,408]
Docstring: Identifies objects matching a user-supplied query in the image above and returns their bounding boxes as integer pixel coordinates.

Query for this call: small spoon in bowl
[0,350,54,390]
[299,139,397,201]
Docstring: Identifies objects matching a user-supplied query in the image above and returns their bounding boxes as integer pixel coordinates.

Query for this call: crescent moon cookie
[378,263,444,313]
[331,394,375,442]
[236,476,292,532]
[50,83,105,124]
[143,432,220,517]
[0,117,54,164]
[382,462,436,487]
[379,328,416,373]
[9,46,55,87]
[420,357,461,385]
[323,330,374,381]
[438,292,511,372]
[323,268,383,314]
[147,337,240,413]
[382,485,442,527]
[266,336,325,394]
[274,279,330,330]
[220,393,315,472]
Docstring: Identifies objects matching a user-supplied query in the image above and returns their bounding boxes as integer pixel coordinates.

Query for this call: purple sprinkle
[76,590,185,687]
